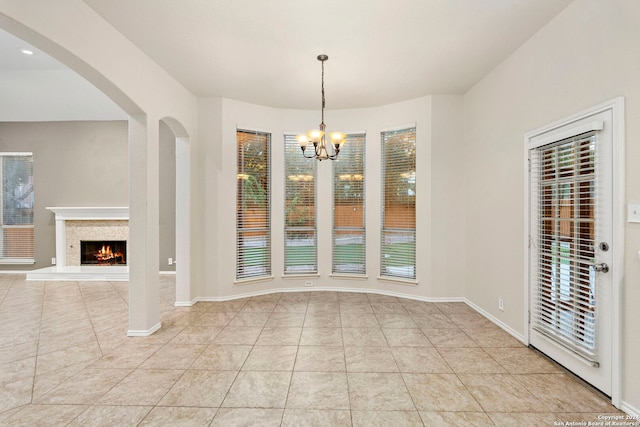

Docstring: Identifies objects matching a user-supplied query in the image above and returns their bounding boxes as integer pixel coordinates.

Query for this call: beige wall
[0,120,176,271]
[464,0,640,411]
[0,121,128,270]
[430,95,465,298]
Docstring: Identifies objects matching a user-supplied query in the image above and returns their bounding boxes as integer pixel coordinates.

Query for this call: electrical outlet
[305,280,313,287]
[51,257,56,265]
[498,298,504,312]
[168,258,173,265]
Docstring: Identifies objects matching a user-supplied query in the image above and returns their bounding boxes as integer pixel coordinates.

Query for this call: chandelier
[297,54,345,161]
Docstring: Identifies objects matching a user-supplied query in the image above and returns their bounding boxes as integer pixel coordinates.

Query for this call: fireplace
[81,240,127,265]
[26,208,129,281]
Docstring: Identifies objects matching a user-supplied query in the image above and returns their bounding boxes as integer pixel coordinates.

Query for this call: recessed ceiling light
[19,48,35,55]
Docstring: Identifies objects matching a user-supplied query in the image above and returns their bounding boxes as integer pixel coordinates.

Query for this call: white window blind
[332,133,365,274]
[530,133,598,361]
[380,127,416,280]
[236,130,271,280]
[0,153,34,261]
[284,134,317,274]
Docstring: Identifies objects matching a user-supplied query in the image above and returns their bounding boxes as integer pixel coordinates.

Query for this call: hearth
[81,240,126,265]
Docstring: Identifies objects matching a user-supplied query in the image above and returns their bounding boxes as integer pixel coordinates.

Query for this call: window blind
[530,133,598,361]
[332,133,366,274]
[0,153,34,260]
[380,127,416,279]
[236,130,271,280]
[284,134,317,274]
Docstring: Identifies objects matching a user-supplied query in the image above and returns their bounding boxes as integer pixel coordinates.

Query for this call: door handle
[593,263,609,273]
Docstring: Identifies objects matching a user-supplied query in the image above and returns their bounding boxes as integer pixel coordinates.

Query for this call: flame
[94,244,125,264]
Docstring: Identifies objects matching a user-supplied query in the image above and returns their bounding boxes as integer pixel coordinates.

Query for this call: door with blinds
[528,106,616,396]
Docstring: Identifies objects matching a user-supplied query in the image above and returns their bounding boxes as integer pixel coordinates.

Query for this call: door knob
[593,263,609,273]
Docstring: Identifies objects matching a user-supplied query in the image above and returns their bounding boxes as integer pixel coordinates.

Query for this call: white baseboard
[464,298,527,344]
[176,286,466,306]
[174,299,198,307]
[127,322,161,337]
[620,401,640,418]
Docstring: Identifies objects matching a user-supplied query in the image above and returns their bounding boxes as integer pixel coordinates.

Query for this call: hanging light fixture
[297,54,345,161]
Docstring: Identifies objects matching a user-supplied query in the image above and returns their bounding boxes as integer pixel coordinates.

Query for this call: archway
[0,6,196,335]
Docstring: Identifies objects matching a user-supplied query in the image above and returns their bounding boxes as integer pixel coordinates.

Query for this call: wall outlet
[168,258,173,265]
[51,257,56,265]
[498,297,505,312]
[305,280,313,287]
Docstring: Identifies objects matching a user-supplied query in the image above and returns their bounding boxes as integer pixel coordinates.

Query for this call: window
[380,127,416,280]
[0,153,34,261]
[332,133,365,274]
[284,134,317,274]
[236,130,271,280]
[531,133,598,356]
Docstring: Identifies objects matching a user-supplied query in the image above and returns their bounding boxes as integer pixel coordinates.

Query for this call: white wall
[464,0,640,412]
[195,95,464,301]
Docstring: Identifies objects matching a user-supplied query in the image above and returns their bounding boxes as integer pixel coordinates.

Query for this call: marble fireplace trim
[46,207,129,267]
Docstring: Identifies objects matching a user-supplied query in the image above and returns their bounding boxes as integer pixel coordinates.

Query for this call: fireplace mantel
[47,207,129,221]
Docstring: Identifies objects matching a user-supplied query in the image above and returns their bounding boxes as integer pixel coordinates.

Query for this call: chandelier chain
[321,58,325,124]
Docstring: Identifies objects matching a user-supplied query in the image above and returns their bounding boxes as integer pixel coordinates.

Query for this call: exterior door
[527,107,615,396]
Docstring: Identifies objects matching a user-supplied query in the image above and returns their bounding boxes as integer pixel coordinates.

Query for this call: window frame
[0,152,35,264]
[379,127,416,281]
[332,133,366,276]
[283,134,318,275]
[236,129,271,281]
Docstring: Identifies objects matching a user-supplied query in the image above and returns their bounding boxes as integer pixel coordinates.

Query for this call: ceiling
[0,28,126,121]
[1,0,574,115]
[0,28,66,71]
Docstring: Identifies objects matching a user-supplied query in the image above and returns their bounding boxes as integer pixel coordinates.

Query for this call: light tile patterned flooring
[0,274,623,426]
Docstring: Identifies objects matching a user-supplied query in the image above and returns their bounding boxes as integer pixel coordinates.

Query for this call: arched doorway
[0,8,195,335]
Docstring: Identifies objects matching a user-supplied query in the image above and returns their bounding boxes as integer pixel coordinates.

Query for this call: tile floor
[0,274,623,426]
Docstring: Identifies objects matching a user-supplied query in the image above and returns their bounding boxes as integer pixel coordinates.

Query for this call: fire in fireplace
[80,240,126,265]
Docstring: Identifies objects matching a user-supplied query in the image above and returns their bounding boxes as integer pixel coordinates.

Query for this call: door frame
[523,97,624,407]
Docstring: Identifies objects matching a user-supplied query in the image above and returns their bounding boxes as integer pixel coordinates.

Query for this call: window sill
[281,273,320,280]
[330,273,368,280]
[234,275,275,286]
[377,276,419,286]
[0,258,36,265]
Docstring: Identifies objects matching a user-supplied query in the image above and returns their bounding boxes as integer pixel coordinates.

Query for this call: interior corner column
[174,136,192,304]
[127,114,161,335]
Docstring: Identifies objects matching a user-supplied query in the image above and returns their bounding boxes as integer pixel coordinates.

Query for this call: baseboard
[620,401,640,418]
[127,322,161,337]
[179,286,466,305]
[463,299,527,344]
[174,298,198,307]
